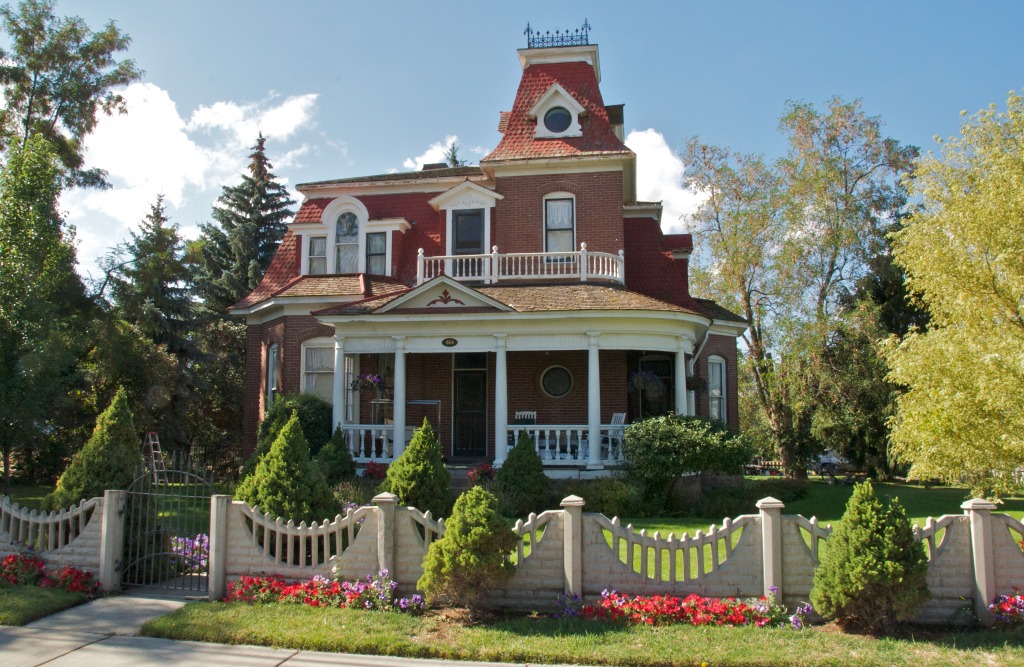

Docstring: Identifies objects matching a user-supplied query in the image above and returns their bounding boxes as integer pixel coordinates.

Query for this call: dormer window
[529,83,585,139]
[544,107,572,133]
[335,212,359,273]
[366,232,386,275]
[309,236,327,274]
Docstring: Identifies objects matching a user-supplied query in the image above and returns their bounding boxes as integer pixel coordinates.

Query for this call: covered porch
[316,277,707,474]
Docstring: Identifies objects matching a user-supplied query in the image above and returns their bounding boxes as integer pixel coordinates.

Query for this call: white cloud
[625,128,706,233]
[402,134,458,170]
[61,84,319,280]
[187,92,318,144]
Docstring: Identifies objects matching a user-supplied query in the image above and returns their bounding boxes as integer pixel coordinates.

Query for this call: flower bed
[991,590,1024,627]
[169,533,209,574]
[0,554,99,596]
[226,569,425,614]
[560,587,811,629]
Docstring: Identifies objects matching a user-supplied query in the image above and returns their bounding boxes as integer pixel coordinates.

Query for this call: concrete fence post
[757,496,785,598]
[208,495,231,601]
[962,498,997,626]
[560,495,585,597]
[98,489,126,592]
[373,492,398,575]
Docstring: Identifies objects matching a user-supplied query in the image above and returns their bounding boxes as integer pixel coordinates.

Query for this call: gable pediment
[376,276,512,313]
[428,180,504,211]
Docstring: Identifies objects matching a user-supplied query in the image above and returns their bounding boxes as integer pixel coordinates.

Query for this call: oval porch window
[541,365,573,398]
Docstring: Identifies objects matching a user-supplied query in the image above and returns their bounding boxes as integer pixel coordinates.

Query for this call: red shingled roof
[230,229,301,309]
[483,61,633,162]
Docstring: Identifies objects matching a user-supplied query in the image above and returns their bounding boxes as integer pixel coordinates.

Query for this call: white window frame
[266,343,279,407]
[543,192,576,253]
[308,235,327,275]
[300,338,335,404]
[708,355,726,423]
[334,211,360,274]
[528,83,585,139]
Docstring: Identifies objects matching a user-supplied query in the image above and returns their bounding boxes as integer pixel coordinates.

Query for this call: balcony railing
[416,244,624,286]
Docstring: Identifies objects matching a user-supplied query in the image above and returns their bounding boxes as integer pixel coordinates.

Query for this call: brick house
[230,38,746,476]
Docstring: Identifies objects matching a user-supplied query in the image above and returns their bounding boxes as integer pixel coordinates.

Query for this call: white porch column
[493,334,509,467]
[675,336,690,416]
[332,334,346,429]
[586,332,602,468]
[392,336,407,457]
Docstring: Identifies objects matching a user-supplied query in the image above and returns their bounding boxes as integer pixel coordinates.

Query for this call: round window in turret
[543,107,572,134]
[541,365,573,398]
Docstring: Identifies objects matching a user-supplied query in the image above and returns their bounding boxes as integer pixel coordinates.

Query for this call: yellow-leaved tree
[886,91,1024,497]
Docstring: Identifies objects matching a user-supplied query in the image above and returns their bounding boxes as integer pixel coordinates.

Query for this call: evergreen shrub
[235,412,337,522]
[382,418,451,517]
[810,481,929,633]
[244,393,332,477]
[47,387,142,509]
[417,486,518,617]
[492,431,550,517]
[315,428,356,486]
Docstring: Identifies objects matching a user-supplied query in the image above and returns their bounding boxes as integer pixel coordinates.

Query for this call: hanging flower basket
[686,375,708,394]
[351,372,384,392]
[628,370,665,398]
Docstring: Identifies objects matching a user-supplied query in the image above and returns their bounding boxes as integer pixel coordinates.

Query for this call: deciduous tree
[0,0,142,188]
[885,92,1024,496]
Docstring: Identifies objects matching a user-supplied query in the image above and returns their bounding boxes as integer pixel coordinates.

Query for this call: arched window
[708,356,727,423]
[335,212,359,273]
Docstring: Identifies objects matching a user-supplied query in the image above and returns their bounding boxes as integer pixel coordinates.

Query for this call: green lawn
[140,601,1024,667]
[3,483,53,510]
[0,586,87,625]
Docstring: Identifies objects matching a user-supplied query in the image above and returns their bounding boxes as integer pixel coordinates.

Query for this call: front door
[453,369,487,457]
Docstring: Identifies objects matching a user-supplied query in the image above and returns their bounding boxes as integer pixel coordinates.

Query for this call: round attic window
[541,365,572,398]
[543,107,572,133]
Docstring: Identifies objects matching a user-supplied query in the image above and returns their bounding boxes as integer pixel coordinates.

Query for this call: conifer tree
[492,431,549,516]
[418,486,518,618]
[383,418,451,517]
[46,386,141,509]
[235,411,336,522]
[192,133,295,313]
[103,196,199,450]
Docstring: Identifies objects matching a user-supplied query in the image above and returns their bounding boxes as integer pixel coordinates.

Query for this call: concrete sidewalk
[3,594,585,667]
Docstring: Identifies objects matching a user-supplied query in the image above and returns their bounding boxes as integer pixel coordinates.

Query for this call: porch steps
[447,460,488,494]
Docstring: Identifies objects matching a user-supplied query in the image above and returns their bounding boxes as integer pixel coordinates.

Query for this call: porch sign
[442,338,458,347]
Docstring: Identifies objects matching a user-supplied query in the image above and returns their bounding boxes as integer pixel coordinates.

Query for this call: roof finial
[524,19,591,48]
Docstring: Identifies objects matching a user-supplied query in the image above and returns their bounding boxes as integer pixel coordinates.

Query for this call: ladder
[142,432,168,484]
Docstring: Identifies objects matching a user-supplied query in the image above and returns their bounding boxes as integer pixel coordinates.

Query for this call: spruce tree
[810,481,929,633]
[192,133,295,313]
[235,411,336,523]
[417,486,518,618]
[104,196,199,450]
[383,418,451,517]
[47,386,141,509]
[492,431,549,516]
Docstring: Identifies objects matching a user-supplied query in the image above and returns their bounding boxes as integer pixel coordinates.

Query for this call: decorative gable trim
[376,275,512,313]
[528,83,586,139]
[427,180,504,211]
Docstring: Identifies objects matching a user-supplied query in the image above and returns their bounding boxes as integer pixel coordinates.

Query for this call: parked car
[812,450,849,476]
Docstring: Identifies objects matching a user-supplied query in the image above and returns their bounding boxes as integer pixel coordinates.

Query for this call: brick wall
[695,334,741,433]
[493,171,624,254]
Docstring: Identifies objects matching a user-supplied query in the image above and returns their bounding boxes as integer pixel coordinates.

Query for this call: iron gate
[122,454,216,593]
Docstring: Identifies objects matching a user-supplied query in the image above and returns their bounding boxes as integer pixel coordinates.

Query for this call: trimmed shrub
[622,415,750,510]
[492,431,550,517]
[810,481,929,633]
[417,486,518,618]
[47,387,142,509]
[235,412,337,522]
[558,477,644,518]
[382,418,451,517]
[315,429,356,486]
[244,393,333,478]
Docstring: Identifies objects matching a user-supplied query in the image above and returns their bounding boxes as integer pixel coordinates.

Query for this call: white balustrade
[415,244,624,286]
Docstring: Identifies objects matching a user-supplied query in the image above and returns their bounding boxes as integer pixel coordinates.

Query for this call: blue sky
[45,1,1024,279]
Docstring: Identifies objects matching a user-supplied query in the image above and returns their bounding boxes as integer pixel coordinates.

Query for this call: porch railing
[338,424,404,463]
[509,423,626,466]
[416,244,624,286]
